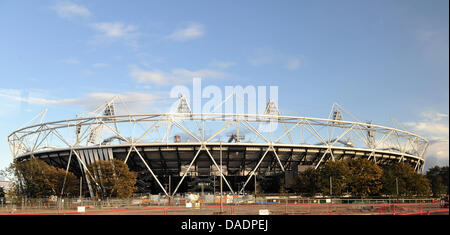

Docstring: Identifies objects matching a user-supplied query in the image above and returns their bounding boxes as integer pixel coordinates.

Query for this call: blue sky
[0,0,448,171]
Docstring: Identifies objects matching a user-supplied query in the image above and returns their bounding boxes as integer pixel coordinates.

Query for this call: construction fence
[0,195,447,215]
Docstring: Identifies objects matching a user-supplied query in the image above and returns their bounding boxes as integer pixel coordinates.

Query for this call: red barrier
[2,207,166,215]
[2,202,442,215]
[399,209,449,215]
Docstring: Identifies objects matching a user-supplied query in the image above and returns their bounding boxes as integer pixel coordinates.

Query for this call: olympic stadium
[8,95,429,197]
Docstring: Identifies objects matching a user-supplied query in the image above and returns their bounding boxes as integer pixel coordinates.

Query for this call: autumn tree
[319,161,351,196]
[10,158,79,198]
[86,159,137,199]
[47,165,80,197]
[347,159,383,197]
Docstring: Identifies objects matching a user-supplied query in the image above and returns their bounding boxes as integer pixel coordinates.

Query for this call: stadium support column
[133,146,169,197]
[204,144,235,194]
[172,147,203,196]
[240,147,270,194]
[254,173,257,200]
[240,145,285,194]
[75,151,95,198]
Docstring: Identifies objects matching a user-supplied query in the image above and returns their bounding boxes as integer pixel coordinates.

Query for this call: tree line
[278,159,448,198]
[0,158,137,199]
[0,158,448,199]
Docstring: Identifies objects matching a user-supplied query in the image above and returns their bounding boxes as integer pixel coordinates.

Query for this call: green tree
[411,173,431,197]
[426,166,449,197]
[441,166,449,195]
[87,159,137,199]
[319,161,351,196]
[382,162,430,197]
[347,159,383,197]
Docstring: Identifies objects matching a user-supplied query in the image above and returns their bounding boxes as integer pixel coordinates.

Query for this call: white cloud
[405,122,449,138]
[52,1,91,18]
[90,22,137,38]
[405,111,449,137]
[169,23,205,41]
[403,111,449,162]
[89,22,140,48]
[420,111,448,122]
[130,67,226,85]
[427,138,449,158]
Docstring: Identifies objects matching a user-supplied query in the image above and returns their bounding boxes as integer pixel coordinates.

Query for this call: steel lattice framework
[8,96,429,197]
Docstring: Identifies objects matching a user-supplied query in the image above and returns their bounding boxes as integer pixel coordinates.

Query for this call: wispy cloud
[60,57,80,64]
[249,53,273,66]
[210,59,236,69]
[416,28,449,69]
[52,2,140,47]
[90,22,137,38]
[168,22,205,41]
[404,111,449,161]
[89,22,140,48]
[284,58,301,70]
[0,88,78,106]
[78,92,162,114]
[405,111,449,138]
[52,1,91,19]
[419,111,448,122]
[249,47,304,70]
[92,63,109,68]
[130,66,226,85]
[0,89,164,114]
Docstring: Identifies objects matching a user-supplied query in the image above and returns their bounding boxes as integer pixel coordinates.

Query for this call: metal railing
[1,195,444,215]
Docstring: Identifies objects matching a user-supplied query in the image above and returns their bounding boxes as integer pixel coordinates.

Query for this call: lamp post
[396,177,399,197]
[330,176,333,197]
[254,174,257,202]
